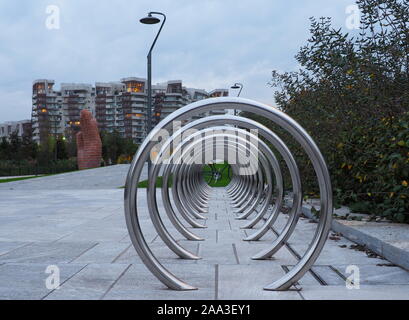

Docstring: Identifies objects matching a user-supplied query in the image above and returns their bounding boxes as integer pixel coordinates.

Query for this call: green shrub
[258,0,409,222]
[330,113,409,222]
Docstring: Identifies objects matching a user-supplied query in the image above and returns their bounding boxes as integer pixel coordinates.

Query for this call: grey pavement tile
[0,241,98,264]
[310,266,346,286]
[279,265,324,286]
[234,242,298,266]
[0,263,86,300]
[332,264,409,285]
[0,242,31,256]
[197,241,238,265]
[71,242,131,264]
[0,164,132,190]
[300,285,409,300]
[103,263,215,300]
[45,263,130,300]
[58,227,127,242]
[115,241,200,265]
[291,242,386,266]
[217,264,302,300]
[204,218,232,231]
[216,230,247,243]
[0,226,72,242]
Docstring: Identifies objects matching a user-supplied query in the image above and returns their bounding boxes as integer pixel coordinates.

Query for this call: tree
[101,131,138,165]
[21,129,37,160]
[256,0,409,222]
[0,137,11,160]
[56,136,68,160]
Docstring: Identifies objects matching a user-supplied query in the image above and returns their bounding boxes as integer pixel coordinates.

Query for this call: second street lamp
[140,11,166,173]
[231,83,243,116]
[231,83,243,97]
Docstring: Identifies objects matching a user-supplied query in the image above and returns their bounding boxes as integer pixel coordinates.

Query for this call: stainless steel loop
[124,97,333,291]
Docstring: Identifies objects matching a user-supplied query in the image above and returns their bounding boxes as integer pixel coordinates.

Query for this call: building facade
[32,80,64,145]
[0,120,32,140]
[31,78,228,145]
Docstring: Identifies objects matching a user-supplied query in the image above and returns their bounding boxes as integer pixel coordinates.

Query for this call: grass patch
[0,170,80,184]
[0,175,44,183]
[203,163,231,187]
[137,176,164,188]
[134,175,173,188]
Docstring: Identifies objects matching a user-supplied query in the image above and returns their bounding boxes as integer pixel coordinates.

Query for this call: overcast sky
[0,0,356,122]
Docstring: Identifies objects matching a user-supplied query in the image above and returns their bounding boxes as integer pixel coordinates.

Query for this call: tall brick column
[76,110,102,170]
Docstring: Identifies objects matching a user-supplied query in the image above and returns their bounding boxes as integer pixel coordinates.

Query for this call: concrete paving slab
[0,263,86,300]
[0,241,31,256]
[301,202,409,272]
[0,241,98,264]
[217,264,302,300]
[103,264,215,300]
[197,241,238,265]
[71,242,131,264]
[115,241,200,265]
[234,242,297,266]
[45,263,130,300]
[0,164,136,190]
[299,285,409,300]
[291,243,386,266]
[310,266,346,286]
[332,264,409,285]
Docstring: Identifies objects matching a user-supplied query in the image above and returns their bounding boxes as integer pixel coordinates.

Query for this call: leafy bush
[262,0,409,222]
[331,113,409,222]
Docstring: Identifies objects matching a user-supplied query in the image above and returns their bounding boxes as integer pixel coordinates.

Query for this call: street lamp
[140,11,166,173]
[230,83,243,116]
[231,83,243,97]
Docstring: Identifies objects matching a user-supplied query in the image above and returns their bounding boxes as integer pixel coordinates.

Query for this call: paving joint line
[214,264,219,300]
[111,243,132,263]
[0,242,33,258]
[232,244,240,264]
[41,263,89,300]
[269,225,327,286]
[51,233,74,243]
[100,263,132,300]
[281,265,302,292]
[69,242,99,263]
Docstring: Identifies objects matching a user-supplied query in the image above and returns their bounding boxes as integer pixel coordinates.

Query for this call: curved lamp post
[231,83,243,97]
[230,83,243,116]
[140,11,166,172]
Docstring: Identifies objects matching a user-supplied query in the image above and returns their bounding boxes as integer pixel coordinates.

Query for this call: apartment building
[31,78,228,145]
[0,120,32,140]
[95,81,125,135]
[121,78,148,144]
[61,83,95,139]
[32,80,64,144]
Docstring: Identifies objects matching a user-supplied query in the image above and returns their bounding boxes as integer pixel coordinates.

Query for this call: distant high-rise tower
[31,79,63,145]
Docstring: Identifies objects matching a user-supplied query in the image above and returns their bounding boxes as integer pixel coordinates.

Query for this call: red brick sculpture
[76,110,102,170]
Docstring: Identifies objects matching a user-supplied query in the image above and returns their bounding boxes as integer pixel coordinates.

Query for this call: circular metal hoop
[124,97,333,291]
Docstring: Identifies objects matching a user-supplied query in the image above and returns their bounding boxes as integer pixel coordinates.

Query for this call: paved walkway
[0,164,138,190]
[0,165,408,299]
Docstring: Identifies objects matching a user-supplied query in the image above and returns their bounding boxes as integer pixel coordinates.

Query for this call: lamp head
[140,13,161,24]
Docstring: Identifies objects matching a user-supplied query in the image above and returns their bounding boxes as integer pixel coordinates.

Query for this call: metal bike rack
[124,97,333,291]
